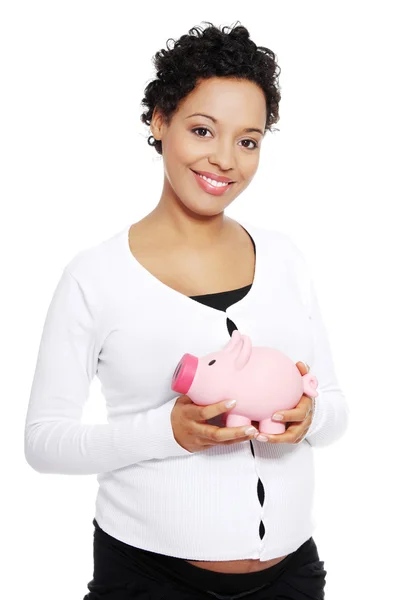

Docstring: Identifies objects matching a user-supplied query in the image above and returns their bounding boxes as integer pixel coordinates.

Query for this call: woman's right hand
[171,395,259,453]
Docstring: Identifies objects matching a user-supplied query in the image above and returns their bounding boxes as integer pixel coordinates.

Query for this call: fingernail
[257,435,269,442]
[273,413,283,420]
[225,399,236,408]
[245,426,257,435]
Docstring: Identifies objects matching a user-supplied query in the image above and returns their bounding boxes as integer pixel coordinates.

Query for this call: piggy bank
[171,330,318,435]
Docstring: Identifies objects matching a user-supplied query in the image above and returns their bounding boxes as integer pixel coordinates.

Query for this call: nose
[208,139,236,174]
[171,353,199,394]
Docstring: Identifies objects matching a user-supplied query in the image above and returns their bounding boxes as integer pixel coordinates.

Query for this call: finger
[296,361,309,376]
[222,435,255,445]
[189,401,259,442]
[200,433,255,449]
[197,422,258,443]
[266,422,309,444]
[272,407,308,423]
[272,394,313,423]
[191,399,238,423]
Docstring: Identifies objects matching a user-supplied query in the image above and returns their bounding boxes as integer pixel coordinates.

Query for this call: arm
[24,268,192,476]
[305,274,349,446]
[287,240,350,447]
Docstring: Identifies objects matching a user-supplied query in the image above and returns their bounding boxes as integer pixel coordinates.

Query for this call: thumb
[177,394,193,404]
[296,361,309,375]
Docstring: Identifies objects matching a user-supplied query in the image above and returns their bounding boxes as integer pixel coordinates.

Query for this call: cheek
[175,133,203,161]
[241,164,259,185]
[248,160,260,177]
[164,132,198,163]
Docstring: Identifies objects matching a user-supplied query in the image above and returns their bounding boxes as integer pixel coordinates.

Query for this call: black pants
[83,519,327,599]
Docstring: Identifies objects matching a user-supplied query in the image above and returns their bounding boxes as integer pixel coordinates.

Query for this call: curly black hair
[140,21,282,156]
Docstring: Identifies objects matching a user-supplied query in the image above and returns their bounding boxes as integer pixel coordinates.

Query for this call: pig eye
[208,360,216,366]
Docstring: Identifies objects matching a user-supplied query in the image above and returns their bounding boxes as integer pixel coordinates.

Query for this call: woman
[25,21,349,599]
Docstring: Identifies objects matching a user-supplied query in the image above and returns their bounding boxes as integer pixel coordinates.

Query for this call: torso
[128,215,289,574]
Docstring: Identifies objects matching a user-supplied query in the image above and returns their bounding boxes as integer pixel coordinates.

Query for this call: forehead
[180,77,266,121]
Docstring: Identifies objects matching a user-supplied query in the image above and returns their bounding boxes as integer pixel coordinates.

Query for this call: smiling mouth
[191,170,235,185]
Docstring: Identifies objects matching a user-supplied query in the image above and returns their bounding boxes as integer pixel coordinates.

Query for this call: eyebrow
[186,113,265,136]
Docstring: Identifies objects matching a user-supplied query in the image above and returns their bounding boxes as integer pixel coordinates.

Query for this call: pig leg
[259,417,286,435]
[225,414,252,428]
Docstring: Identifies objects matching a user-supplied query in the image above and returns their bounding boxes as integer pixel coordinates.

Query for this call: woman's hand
[255,361,315,445]
[171,395,259,453]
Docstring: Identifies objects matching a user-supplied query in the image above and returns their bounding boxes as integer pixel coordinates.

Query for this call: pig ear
[222,329,242,353]
[234,335,252,370]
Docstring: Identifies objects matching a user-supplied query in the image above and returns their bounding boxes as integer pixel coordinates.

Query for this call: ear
[234,335,252,370]
[150,106,165,140]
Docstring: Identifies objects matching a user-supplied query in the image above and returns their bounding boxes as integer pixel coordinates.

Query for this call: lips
[191,169,234,196]
[191,170,234,184]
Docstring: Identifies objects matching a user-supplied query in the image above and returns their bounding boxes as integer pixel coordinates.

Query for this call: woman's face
[150,77,267,218]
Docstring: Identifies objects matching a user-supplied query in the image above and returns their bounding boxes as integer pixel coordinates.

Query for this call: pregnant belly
[185,554,289,574]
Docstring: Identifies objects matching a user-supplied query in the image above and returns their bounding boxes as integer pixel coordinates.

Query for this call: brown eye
[241,139,258,150]
[192,127,211,137]
[191,128,258,150]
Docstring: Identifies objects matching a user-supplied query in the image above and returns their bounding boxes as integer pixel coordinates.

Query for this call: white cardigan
[24,218,349,561]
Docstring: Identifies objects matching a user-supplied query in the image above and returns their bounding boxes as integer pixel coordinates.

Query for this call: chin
[183,202,226,218]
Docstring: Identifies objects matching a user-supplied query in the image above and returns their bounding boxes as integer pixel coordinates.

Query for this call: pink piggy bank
[171,330,318,435]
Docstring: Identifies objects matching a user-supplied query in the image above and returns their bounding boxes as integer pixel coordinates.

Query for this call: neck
[143,205,234,248]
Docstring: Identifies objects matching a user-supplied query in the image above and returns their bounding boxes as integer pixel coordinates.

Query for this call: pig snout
[171,353,199,394]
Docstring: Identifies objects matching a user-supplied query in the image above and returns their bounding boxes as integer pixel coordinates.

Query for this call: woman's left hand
[256,361,315,444]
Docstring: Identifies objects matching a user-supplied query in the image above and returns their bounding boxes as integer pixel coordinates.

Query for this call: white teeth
[197,173,230,187]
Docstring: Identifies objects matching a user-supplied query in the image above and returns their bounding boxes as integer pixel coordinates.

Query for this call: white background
[1,2,399,599]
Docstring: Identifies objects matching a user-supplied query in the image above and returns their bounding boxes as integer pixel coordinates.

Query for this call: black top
[189,232,255,310]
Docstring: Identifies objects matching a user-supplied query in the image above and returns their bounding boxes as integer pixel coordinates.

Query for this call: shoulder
[63,225,126,285]
[240,219,306,260]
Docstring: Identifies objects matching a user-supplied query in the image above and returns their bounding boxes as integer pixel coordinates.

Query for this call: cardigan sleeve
[287,239,350,447]
[305,275,349,446]
[24,267,192,476]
